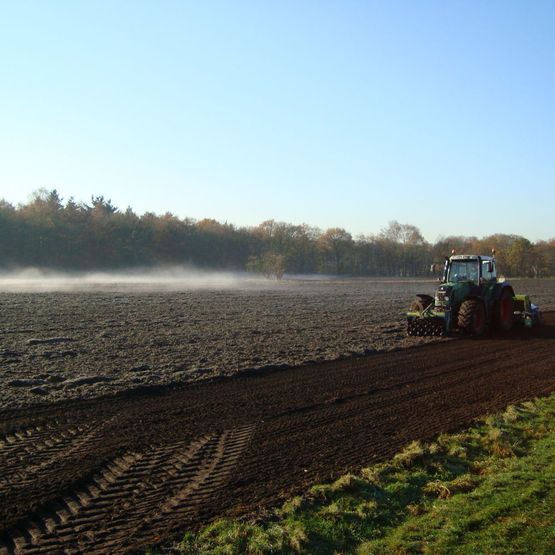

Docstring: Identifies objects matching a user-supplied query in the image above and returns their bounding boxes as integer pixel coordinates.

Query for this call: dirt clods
[0,312,554,553]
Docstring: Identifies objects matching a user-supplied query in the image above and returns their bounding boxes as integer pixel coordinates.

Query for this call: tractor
[407,251,522,336]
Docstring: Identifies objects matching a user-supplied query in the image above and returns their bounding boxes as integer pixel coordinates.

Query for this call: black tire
[496,288,514,331]
[458,299,486,336]
[410,295,433,312]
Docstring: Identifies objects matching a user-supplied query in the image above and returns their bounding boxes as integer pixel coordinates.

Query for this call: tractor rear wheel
[458,299,486,336]
[410,295,433,312]
[497,288,514,331]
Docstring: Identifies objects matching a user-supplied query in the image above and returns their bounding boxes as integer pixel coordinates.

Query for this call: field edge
[162,392,555,555]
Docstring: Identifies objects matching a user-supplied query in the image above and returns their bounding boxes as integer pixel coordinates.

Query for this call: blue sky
[1,1,554,242]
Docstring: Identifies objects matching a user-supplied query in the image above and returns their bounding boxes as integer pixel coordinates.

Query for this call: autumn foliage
[1,190,554,278]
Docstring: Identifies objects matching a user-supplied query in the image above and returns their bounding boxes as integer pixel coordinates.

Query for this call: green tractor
[407,252,518,336]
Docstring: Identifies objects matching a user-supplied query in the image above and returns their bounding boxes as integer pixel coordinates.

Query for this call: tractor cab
[442,255,496,285]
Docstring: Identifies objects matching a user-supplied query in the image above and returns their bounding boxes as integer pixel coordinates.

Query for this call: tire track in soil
[1,314,554,553]
[0,423,93,488]
[0,425,255,554]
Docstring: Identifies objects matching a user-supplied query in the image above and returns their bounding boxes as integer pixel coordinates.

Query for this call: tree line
[1,189,554,278]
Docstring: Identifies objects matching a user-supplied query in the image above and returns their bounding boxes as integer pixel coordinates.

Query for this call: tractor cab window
[481,260,496,281]
[448,260,479,283]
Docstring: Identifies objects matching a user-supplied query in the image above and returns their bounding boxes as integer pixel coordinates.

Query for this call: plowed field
[2,278,553,408]
[1,312,554,554]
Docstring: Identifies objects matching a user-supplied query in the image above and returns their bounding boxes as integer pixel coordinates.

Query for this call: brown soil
[1,312,554,554]
[2,278,553,409]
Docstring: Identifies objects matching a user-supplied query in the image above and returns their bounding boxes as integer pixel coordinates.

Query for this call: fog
[0,268,418,293]
[0,266,273,293]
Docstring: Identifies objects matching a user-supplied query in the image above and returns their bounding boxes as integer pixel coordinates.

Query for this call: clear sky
[1,1,554,242]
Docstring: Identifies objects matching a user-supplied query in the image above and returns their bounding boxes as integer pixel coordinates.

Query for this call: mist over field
[0,266,264,293]
[0,267,432,293]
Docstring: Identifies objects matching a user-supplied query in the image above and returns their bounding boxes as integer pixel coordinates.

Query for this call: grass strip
[167,393,555,554]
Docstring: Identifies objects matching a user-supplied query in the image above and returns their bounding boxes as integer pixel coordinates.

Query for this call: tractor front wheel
[458,299,486,336]
[410,295,433,312]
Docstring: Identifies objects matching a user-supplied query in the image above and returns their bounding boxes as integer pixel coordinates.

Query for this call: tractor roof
[450,254,494,261]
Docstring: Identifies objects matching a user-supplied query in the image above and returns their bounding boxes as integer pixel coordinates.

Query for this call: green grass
[172,394,555,555]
